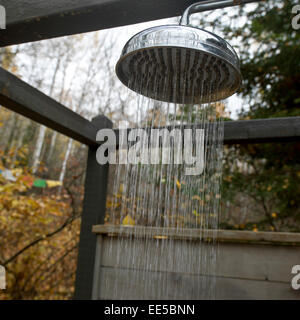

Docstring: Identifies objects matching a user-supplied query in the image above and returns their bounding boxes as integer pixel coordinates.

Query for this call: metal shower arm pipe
[180,0,264,25]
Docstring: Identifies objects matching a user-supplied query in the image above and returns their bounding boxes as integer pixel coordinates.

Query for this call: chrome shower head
[116,1,243,104]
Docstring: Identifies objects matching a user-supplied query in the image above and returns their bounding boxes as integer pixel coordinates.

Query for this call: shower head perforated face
[116,25,241,104]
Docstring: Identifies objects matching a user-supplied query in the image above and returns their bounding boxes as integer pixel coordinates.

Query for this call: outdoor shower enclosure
[0,0,300,300]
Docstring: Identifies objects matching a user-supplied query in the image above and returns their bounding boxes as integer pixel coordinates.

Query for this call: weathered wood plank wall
[92,227,300,300]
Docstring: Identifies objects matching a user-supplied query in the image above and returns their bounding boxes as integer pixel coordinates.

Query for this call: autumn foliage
[0,150,81,300]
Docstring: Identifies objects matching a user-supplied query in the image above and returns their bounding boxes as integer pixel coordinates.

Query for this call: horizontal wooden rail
[114,117,300,147]
[223,117,300,144]
[93,225,300,245]
[0,67,101,145]
[1,68,299,146]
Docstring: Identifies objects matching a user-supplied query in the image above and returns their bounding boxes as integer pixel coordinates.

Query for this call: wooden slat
[91,236,103,300]
[99,237,300,283]
[98,267,300,300]
[0,0,197,47]
[92,225,300,245]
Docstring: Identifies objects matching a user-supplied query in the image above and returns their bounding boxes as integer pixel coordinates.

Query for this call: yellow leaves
[0,183,16,195]
[11,212,22,219]
[106,198,121,210]
[49,211,63,217]
[176,180,181,189]
[122,214,135,226]
[272,212,277,219]
[26,198,39,210]
[267,185,272,191]
[153,235,168,240]
[0,185,5,193]
[193,210,200,217]
[11,199,20,208]
[234,223,246,230]
[252,227,258,232]
[282,178,289,189]
[224,175,232,182]
[11,168,22,177]
[0,169,79,299]
[46,180,62,188]
[0,177,29,194]
[192,195,201,201]
[113,193,124,200]
[0,172,69,221]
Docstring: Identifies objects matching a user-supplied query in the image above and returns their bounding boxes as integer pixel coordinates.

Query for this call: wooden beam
[0,67,99,145]
[74,116,112,300]
[0,0,197,47]
[223,117,300,144]
[114,117,300,147]
[92,225,300,245]
[0,68,299,146]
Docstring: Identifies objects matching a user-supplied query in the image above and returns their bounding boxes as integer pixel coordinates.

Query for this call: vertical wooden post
[74,115,112,300]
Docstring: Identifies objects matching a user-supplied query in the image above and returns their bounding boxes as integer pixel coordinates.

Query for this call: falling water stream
[103,49,228,300]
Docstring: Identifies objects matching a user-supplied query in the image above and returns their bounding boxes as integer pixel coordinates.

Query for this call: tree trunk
[58,139,73,194]
[32,55,61,173]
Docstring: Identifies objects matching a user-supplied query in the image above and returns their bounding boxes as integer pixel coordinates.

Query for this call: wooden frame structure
[0,0,299,300]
